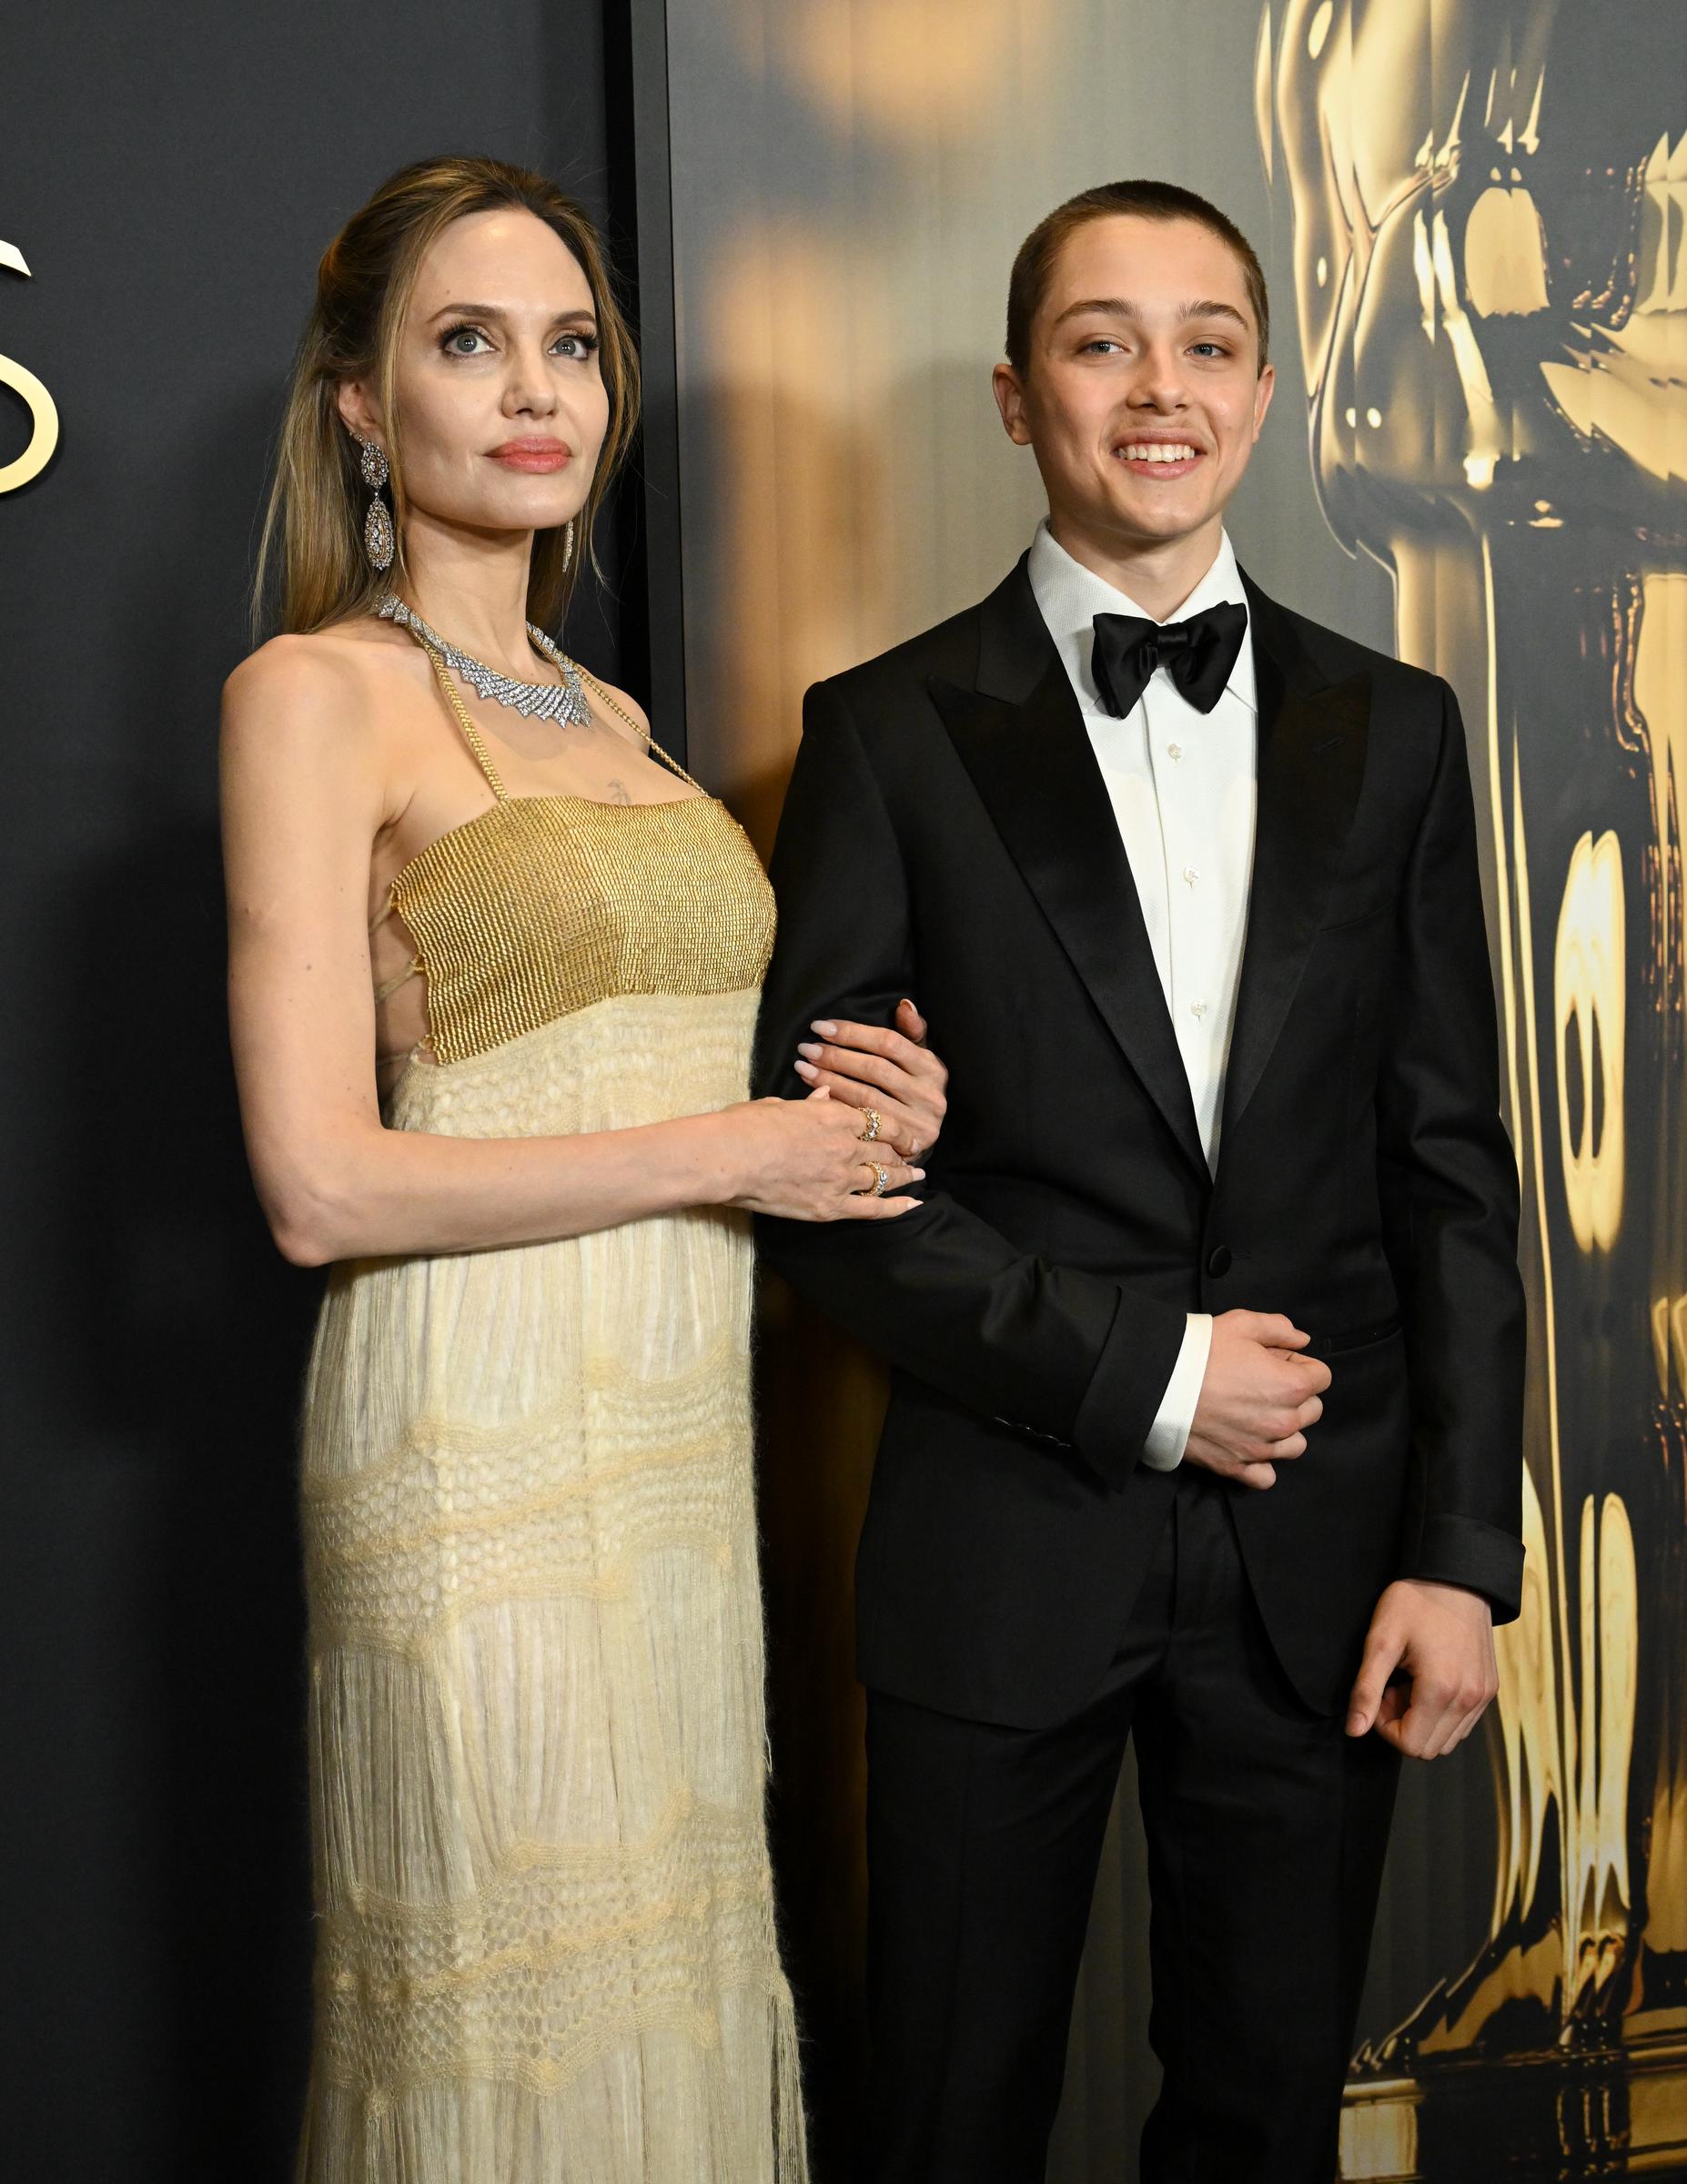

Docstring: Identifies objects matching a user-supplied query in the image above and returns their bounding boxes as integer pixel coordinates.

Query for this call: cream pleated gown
[295,640,806,2182]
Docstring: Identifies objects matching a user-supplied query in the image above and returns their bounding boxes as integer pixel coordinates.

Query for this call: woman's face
[341,206,610,537]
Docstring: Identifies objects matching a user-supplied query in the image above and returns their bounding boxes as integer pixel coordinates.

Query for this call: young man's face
[995,213,1275,558]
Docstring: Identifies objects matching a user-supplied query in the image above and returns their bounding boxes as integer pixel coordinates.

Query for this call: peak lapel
[1219,579,1371,1148]
[931,564,1207,1178]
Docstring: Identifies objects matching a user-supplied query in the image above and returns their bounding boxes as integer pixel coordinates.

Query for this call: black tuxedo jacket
[752,555,1526,1729]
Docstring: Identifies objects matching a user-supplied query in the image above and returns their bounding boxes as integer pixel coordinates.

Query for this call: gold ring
[861,1108,883,1143]
[870,1162,891,1197]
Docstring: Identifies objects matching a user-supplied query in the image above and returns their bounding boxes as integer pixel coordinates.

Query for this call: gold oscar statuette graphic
[1263,0,1687,2175]
[0,238,60,494]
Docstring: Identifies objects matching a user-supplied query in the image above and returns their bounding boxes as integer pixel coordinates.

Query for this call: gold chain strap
[571,662,645,743]
[571,661,707,794]
[416,642,510,801]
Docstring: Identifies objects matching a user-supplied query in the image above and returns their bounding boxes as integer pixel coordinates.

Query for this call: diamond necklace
[375,592,592,727]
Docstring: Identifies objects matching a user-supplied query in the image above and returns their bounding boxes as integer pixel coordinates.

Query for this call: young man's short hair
[1006,180,1270,375]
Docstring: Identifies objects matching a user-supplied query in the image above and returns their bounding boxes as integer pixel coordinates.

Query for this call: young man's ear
[1251,361,1277,441]
[993,360,1033,447]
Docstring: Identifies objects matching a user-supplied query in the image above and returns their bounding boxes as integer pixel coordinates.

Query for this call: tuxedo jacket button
[1206,1245,1233,1278]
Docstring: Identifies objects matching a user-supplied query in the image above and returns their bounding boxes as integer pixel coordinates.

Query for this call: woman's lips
[488,441,571,472]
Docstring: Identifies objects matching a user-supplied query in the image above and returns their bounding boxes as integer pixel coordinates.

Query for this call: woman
[222,155,945,2183]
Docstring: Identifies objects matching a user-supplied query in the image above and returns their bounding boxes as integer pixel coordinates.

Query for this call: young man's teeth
[1122,443,1197,463]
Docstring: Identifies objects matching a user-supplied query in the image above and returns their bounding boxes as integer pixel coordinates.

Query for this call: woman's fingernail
[811,1020,837,1036]
[796,1041,821,1059]
[911,1168,926,1180]
[793,1058,817,1077]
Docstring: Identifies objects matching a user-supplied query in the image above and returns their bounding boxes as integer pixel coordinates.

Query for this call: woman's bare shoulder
[221,622,436,797]
[223,616,422,717]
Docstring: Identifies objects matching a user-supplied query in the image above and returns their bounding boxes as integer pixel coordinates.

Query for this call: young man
[753,181,1525,2182]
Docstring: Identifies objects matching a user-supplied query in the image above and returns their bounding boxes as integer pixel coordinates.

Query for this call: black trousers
[861,1467,1401,2184]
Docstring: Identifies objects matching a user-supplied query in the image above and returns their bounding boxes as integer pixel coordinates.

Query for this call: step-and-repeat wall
[660,3,1687,2177]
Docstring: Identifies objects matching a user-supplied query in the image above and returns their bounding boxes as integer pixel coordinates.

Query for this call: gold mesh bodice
[386,643,774,1066]
[391,795,774,1065]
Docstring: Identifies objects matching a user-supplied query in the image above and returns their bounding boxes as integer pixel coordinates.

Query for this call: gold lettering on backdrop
[0,238,60,494]
[1267,0,1687,2170]
[1554,832,1625,1254]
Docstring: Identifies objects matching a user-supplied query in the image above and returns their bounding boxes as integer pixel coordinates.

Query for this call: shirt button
[1182,865,1199,885]
[1189,999,1208,1021]
[1207,1245,1233,1278]
[1167,743,1183,761]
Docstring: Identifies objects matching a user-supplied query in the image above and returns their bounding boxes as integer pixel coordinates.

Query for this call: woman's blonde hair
[253,154,640,638]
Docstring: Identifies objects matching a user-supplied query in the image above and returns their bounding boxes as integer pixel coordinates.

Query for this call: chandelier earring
[358,437,394,572]
[562,515,576,574]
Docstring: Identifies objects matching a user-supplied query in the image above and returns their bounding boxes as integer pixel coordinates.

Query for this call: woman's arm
[221,642,917,1269]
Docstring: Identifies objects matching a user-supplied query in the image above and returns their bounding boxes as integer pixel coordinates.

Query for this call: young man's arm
[1346,676,1527,1755]
[754,675,1311,1491]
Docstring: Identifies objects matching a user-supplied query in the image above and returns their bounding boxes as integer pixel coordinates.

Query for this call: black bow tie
[1090,600,1248,721]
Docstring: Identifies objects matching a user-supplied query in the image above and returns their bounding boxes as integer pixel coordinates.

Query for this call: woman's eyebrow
[425,300,597,325]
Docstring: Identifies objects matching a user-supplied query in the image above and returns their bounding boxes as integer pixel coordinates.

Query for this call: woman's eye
[438,324,599,360]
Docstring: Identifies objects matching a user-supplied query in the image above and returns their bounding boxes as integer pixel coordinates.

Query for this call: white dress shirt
[1025,521,1258,1470]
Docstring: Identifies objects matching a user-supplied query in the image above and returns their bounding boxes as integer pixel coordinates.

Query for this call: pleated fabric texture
[296,983,808,2184]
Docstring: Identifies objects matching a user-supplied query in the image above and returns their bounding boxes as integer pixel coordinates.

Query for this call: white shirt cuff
[1140,1313,1213,1471]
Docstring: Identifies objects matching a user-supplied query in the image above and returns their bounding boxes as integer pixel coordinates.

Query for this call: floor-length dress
[294,642,805,2182]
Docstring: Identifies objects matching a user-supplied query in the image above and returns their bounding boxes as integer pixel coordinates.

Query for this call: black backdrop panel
[1,9,624,2177]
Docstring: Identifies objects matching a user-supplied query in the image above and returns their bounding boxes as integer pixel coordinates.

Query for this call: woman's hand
[719,1087,924,1220]
[792,998,949,1160]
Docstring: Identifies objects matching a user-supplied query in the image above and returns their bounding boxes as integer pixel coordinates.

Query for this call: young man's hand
[1345,1580,1499,1757]
[1183,1310,1331,1490]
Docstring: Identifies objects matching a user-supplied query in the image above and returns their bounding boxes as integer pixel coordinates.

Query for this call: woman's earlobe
[334,383,376,442]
